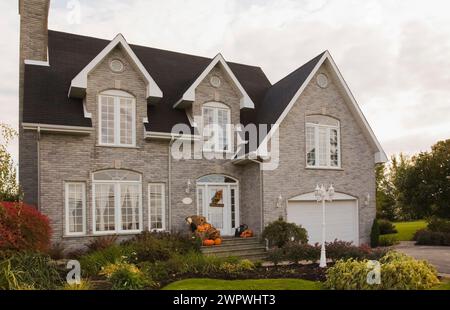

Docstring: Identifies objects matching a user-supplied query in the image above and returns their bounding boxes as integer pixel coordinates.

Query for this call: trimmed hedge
[266,240,387,265]
[414,229,450,246]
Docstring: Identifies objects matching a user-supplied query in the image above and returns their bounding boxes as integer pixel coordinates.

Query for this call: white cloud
[1,0,450,162]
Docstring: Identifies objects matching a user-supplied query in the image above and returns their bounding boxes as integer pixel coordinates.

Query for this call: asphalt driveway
[394,241,450,275]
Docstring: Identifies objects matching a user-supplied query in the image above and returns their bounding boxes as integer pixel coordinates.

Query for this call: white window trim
[148,183,166,232]
[65,182,87,237]
[98,91,136,148]
[306,122,341,169]
[92,174,143,235]
[202,102,232,153]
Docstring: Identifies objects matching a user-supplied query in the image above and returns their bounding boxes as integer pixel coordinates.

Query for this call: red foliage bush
[0,202,51,252]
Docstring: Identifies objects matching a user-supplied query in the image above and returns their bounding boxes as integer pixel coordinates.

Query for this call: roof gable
[69,34,163,103]
[257,51,387,163]
[173,54,256,109]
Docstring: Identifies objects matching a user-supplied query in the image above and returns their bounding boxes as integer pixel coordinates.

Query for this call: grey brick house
[18,0,387,250]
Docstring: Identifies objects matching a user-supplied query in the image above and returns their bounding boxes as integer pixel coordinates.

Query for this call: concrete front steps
[201,237,267,261]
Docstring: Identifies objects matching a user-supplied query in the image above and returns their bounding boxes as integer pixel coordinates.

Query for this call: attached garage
[287,192,359,245]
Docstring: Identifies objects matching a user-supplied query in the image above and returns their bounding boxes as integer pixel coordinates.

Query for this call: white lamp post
[315,184,335,268]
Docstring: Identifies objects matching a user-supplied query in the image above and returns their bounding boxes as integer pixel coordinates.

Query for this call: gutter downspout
[37,126,41,211]
[168,141,172,232]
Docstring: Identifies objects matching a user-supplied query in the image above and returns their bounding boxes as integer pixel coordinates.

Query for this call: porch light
[276,194,283,208]
[185,179,192,194]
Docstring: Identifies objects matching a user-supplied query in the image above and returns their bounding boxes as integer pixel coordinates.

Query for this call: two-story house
[18,0,387,250]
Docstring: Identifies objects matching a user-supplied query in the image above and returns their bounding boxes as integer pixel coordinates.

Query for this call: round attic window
[210,76,221,88]
[110,59,124,73]
[316,73,329,88]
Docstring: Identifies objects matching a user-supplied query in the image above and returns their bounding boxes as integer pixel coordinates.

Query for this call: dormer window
[202,102,231,152]
[305,115,341,169]
[98,90,136,147]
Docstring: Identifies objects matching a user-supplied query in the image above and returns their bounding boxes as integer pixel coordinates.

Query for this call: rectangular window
[149,184,165,231]
[99,94,135,147]
[197,187,204,216]
[94,184,116,232]
[65,182,86,236]
[231,188,236,229]
[306,123,341,168]
[120,184,141,231]
[202,104,231,152]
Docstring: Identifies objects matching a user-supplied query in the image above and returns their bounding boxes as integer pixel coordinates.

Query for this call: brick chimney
[19,0,50,63]
[18,0,50,207]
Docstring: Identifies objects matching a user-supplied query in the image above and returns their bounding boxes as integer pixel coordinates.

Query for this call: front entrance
[196,175,239,236]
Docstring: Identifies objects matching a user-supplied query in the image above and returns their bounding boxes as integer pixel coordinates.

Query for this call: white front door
[197,184,239,236]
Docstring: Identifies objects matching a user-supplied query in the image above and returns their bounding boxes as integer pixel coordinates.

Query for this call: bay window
[306,116,341,168]
[99,90,136,147]
[93,170,142,234]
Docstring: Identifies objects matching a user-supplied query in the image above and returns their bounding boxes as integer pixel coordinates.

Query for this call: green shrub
[414,229,450,246]
[378,235,399,247]
[370,219,380,248]
[218,259,255,275]
[100,261,153,290]
[266,247,285,266]
[0,252,62,290]
[262,217,308,248]
[123,232,200,263]
[47,242,66,260]
[378,219,398,235]
[63,280,92,290]
[325,251,440,290]
[427,217,450,233]
[79,245,132,276]
[284,242,320,264]
[87,236,118,253]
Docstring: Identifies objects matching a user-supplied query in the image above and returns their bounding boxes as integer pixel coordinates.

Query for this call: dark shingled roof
[23,30,324,137]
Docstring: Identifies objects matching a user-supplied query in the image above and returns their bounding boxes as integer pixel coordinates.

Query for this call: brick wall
[261,61,377,244]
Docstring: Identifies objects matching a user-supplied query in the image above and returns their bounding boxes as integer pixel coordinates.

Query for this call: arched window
[98,90,136,147]
[202,102,231,152]
[305,115,341,168]
[92,170,142,234]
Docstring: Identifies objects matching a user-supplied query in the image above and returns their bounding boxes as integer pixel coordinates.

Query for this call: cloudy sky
[2,0,450,163]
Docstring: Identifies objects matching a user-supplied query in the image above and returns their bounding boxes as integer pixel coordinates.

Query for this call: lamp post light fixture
[315,184,335,268]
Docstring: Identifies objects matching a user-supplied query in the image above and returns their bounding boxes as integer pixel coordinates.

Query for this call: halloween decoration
[185,215,221,245]
[203,239,215,247]
[214,238,222,246]
[235,224,249,237]
[240,229,254,238]
[210,190,224,208]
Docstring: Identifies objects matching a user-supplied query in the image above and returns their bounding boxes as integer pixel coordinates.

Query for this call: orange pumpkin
[214,238,222,246]
[203,223,212,230]
[197,225,207,233]
[203,239,215,246]
[240,229,254,238]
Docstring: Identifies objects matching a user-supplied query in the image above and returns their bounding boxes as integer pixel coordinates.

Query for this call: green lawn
[430,281,450,290]
[385,220,427,241]
[162,278,323,290]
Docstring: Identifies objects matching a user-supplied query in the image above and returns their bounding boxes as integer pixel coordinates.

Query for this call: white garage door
[287,200,359,245]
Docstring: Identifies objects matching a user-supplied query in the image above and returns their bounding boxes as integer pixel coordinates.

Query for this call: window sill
[305,167,344,171]
[96,144,140,150]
